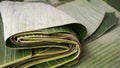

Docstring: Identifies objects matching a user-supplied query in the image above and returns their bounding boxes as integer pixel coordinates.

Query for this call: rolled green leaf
[0,1,86,68]
[1,26,82,68]
[0,0,119,68]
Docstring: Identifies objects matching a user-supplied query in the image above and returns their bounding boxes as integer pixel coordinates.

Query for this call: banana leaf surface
[0,0,120,68]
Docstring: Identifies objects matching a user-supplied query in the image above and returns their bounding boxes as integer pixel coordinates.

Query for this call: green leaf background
[0,0,120,68]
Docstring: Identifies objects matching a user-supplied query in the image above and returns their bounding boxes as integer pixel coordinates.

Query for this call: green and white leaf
[0,1,83,68]
[89,0,120,18]
[77,18,120,68]
[0,0,120,68]
[57,0,105,37]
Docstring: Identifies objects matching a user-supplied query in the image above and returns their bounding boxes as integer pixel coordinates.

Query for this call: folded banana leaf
[1,25,83,68]
[0,1,85,68]
[57,0,105,37]
[0,0,119,68]
[58,0,119,68]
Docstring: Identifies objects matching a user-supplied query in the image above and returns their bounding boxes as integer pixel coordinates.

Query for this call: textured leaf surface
[0,20,82,68]
[104,0,120,11]
[89,0,120,18]
[0,1,84,68]
[84,13,117,43]
[57,0,105,37]
[0,0,120,68]
[77,19,120,68]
